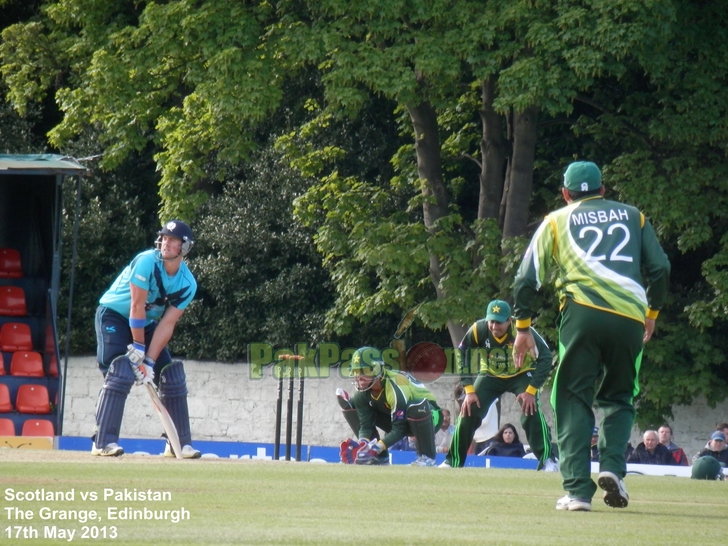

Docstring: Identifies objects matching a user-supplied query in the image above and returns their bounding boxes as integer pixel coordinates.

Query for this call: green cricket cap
[564,161,602,192]
[485,300,511,322]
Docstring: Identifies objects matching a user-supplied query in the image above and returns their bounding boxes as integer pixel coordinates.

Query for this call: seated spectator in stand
[693,431,728,465]
[716,423,728,440]
[658,424,688,466]
[390,436,417,451]
[627,430,676,465]
[590,427,599,462]
[478,423,526,458]
[435,409,455,454]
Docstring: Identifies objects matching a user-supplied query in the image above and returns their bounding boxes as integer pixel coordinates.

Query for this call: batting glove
[131,356,155,386]
[125,342,145,365]
[355,439,385,465]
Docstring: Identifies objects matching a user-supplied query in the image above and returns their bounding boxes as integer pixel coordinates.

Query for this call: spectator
[435,409,455,454]
[657,424,688,466]
[716,423,728,440]
[391,436,417,452]
[590,427,600,462]
[627,430,676,465]
[693,431,728,465]
[479,423,527,458]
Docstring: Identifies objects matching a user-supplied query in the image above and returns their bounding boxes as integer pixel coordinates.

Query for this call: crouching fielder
[92,220,200,459]
[337,347,443,467]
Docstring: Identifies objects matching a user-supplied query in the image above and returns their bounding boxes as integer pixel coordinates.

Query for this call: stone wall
[61,357,726,458]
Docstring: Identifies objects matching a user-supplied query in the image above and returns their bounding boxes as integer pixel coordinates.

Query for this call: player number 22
[579,223,633,262]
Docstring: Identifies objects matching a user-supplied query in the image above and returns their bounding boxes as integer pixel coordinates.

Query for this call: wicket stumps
[274,355,305,461]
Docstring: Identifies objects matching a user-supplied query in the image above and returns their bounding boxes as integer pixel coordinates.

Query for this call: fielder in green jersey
[444,300,557,470]
[337,347,443,467]
[513,161,670,512]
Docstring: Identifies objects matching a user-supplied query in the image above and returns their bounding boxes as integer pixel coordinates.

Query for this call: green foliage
[172,146,334,360]
[57,131,162,353]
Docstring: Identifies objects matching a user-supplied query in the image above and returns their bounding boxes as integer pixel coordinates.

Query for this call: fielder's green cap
[564,161,602,192]
[691,456,725,480]
[485,300,511,322]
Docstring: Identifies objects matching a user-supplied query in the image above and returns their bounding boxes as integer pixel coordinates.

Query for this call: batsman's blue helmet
[156,220,194,257]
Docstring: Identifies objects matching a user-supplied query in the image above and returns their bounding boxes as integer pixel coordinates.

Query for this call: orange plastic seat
[0,418,15,435]
[0,286,27,316]
[0,383,13,412]
[0,248,22,279]
[15,384,51,414]
[21,419,54,437]
[0,322,33,351]
[10,352,44,377]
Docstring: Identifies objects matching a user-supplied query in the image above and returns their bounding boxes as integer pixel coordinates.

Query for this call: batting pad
[159,361,192,446]
[95,356,135,447]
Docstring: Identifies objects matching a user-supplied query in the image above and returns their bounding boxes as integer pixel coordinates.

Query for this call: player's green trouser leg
[406,399,437,458]
[446,376,501,467]
[552,300,643,500]
[445,374,554,467]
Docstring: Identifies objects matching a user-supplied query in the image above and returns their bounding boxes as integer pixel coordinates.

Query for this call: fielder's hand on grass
[131,356,155,386]
[355,439,385,465]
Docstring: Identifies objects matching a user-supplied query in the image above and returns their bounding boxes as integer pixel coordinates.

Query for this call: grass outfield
[0,450,725,545]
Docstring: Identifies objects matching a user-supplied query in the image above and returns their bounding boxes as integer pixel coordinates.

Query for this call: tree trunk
[479,76,508,221]
[406,101,465,346]
[502,106,538,238]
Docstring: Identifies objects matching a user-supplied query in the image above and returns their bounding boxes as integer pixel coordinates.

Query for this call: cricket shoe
[541,458,559,472]
[555,495,592,512]
[411,455,437,467]
[91,442,124,457]
[598,471,629,508]
[438,460,452,468]
[357,451,390,466]
[164,443,202,459]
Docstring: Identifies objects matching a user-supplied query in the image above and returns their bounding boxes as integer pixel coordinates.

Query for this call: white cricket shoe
[555,495,592,512]
[542,458,559,472]
[91,442,124,457]
[164,443,201,459]
[598,471,629,508]
[411,454,437,467]
[438,460,452,468]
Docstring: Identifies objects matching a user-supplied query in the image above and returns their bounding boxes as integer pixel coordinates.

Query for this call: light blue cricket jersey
[99,249,197,323]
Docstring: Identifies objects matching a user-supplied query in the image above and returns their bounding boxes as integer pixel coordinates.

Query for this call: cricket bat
[392,305,419,372]
[145,382,183,460]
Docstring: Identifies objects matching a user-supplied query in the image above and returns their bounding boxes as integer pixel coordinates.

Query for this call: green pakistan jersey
[514,196,670,324]
[458,321,552,390]
[353,369,439,448]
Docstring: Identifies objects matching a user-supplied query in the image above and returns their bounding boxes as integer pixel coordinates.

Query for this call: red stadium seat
[0,383,13,412]
[21,419,54,437]
[10,351,44,377]
[0,359,4,375]
[0,286,27,316]
[15,384,51,414]
[0,322,33,351]
[0,417,15,435]
[0,418,15,436]
[47,354,59,378]
[0,248,22,279]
